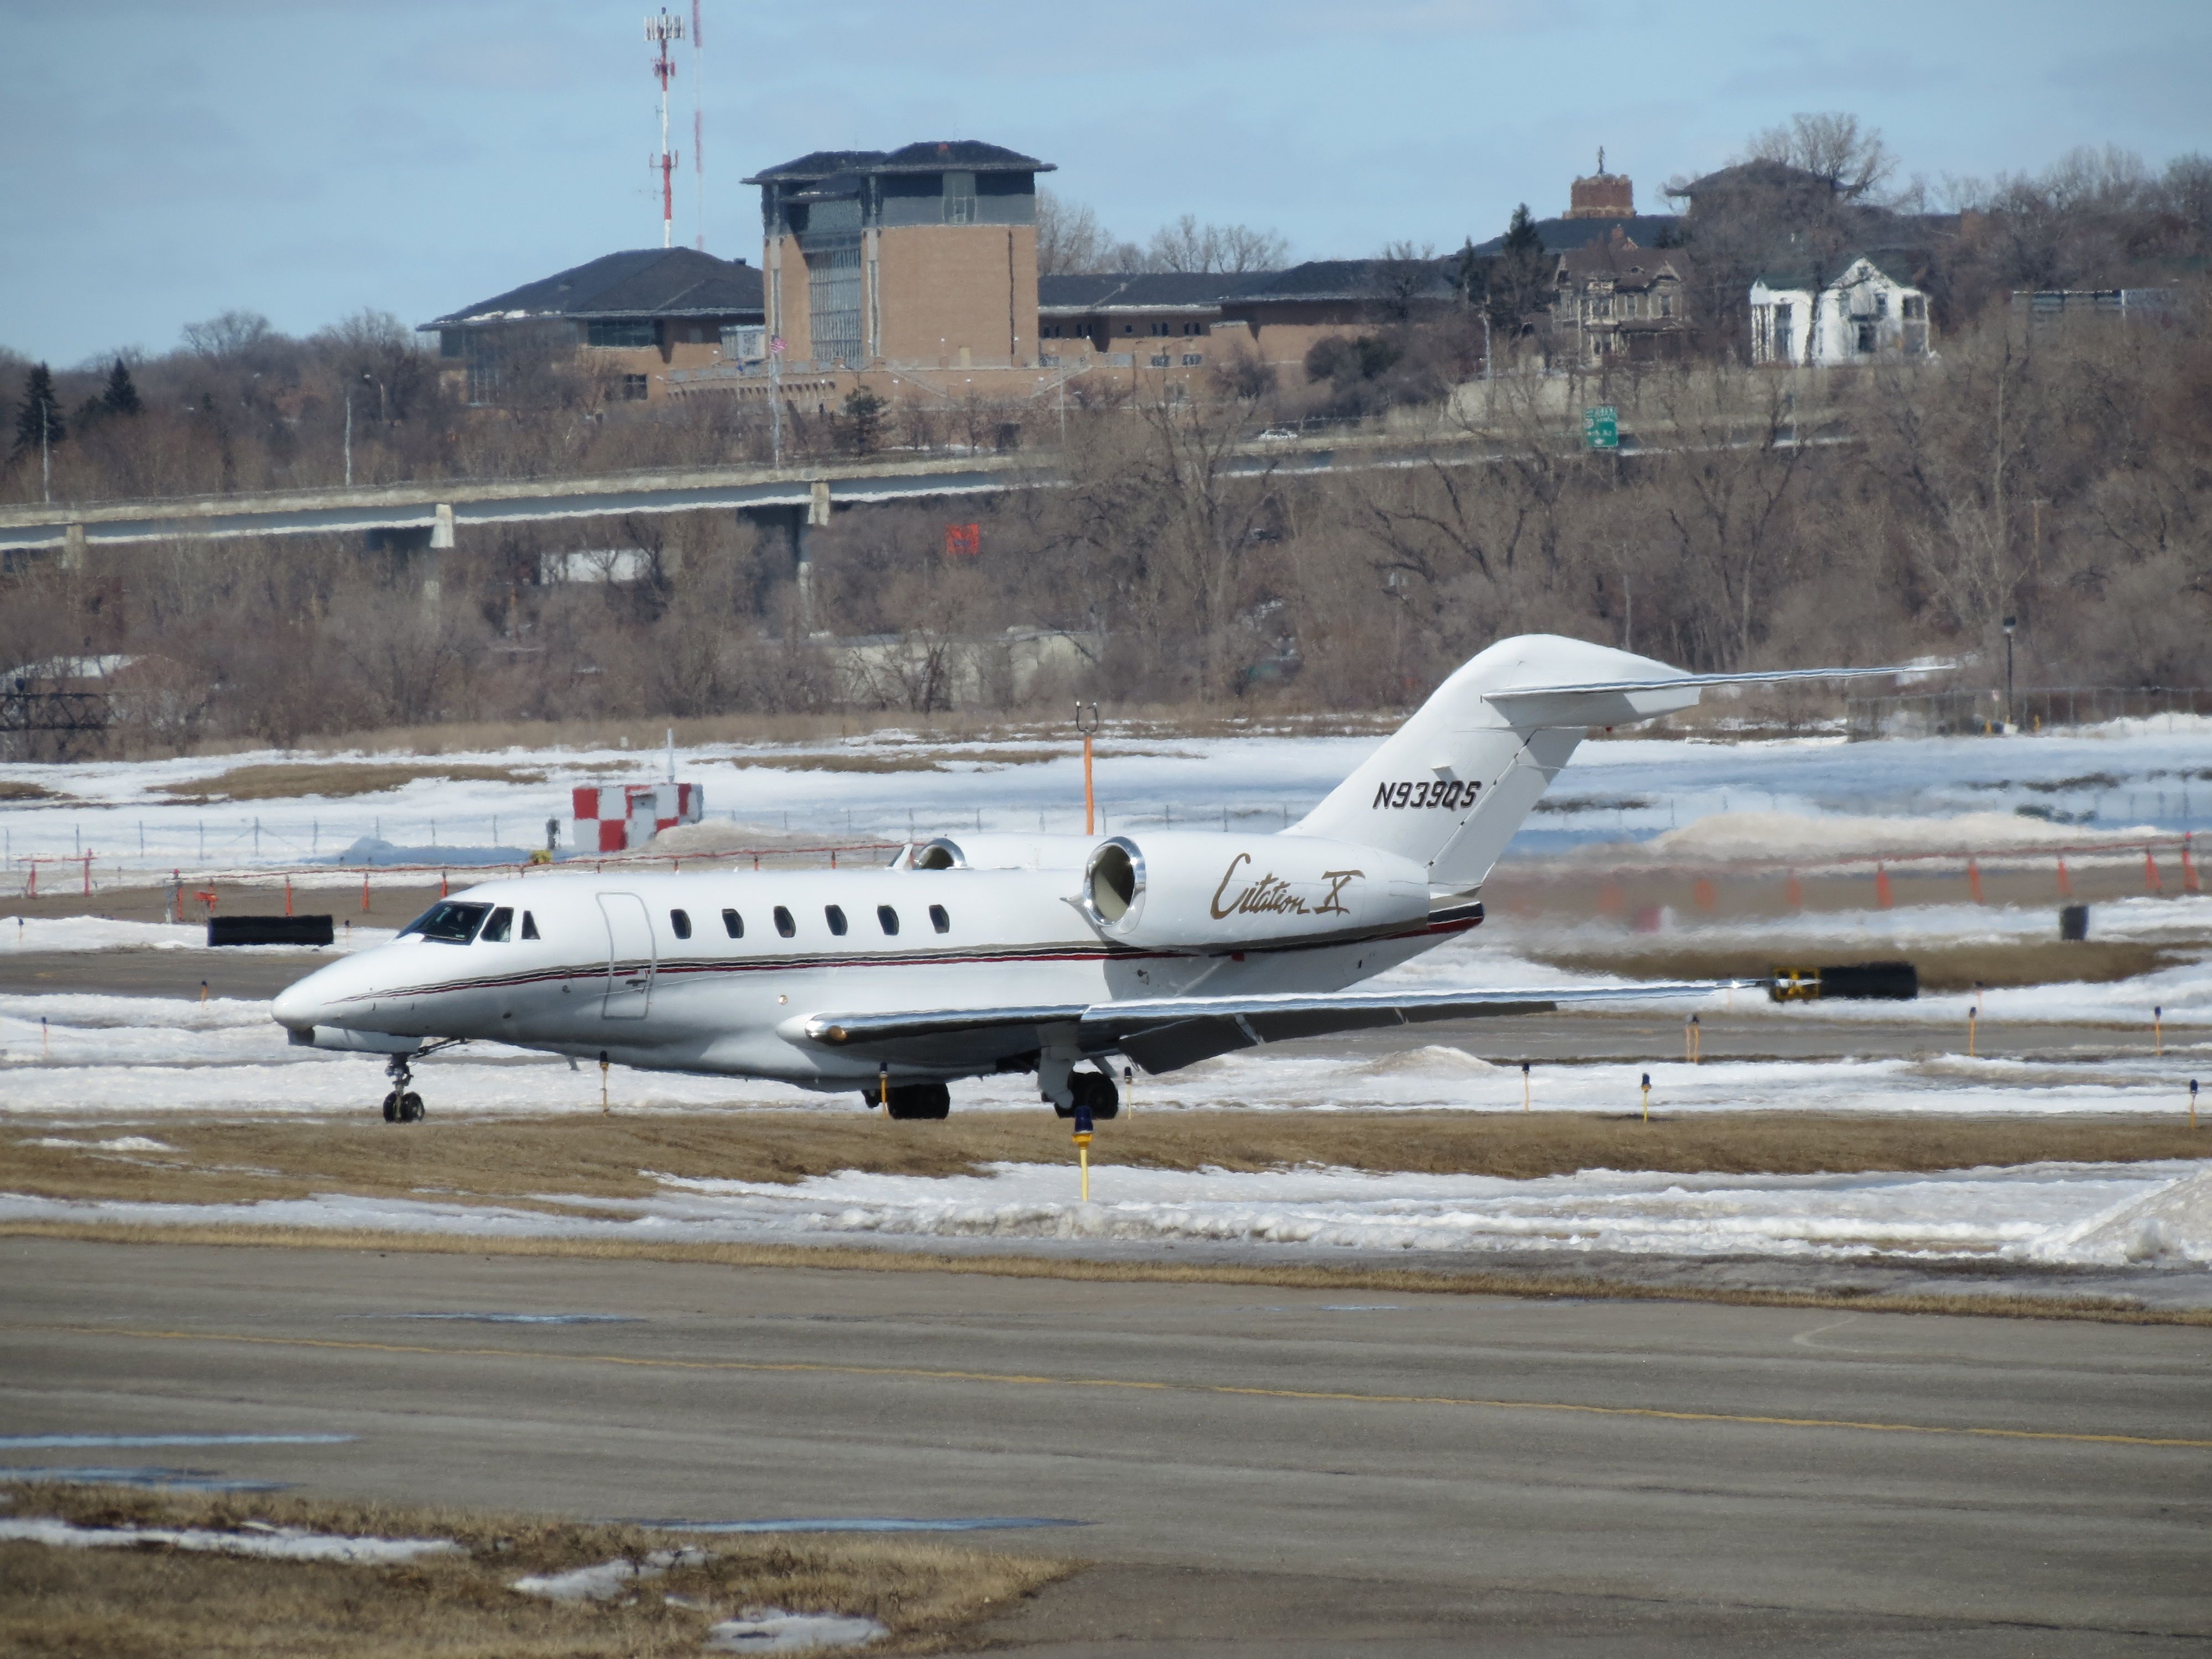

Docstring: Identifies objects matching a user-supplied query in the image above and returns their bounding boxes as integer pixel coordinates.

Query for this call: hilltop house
[1750,253,1932,367]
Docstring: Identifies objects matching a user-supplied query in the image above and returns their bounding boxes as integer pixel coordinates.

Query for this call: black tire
[382,1091,400,1123]
[401,1092,424,1123]
[885,1083,951,1121]
[1069,1070,1120,1120]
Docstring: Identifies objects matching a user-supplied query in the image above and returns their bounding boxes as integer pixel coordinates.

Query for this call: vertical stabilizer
[1290,634,1695,891]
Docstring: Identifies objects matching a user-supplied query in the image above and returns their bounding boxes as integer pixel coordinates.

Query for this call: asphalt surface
[4,1238,2208,1655]
[0,945,2187,1066]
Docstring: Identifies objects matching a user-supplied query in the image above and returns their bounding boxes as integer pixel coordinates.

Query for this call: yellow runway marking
[22,1323,2212,1451]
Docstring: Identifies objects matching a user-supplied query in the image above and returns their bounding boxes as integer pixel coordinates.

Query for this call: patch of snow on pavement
[0,1516,460,1563]
[707,1608,888,1652]
[512,1547,707,1602]
[24,1135,176,1152]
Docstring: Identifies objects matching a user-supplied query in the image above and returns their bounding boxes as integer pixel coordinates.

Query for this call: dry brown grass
[1533,940,2197,993]
[7,1220,2202,1327]
[4,1109,2204,1214]
[0,780,58,802]
[156,763,547,805]
[0,1481,1072,1658]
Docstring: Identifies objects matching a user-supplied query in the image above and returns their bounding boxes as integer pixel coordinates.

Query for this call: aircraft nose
[272,967,336,1031]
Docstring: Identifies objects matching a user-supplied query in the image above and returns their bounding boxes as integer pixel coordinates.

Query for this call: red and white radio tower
[646,9,684,248]
[691,0,705,251]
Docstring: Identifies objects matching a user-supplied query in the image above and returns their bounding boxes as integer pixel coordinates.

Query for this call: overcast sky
[4,0,2206,367]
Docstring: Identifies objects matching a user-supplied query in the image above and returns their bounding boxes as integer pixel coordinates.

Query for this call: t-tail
[1292,634,1923,894]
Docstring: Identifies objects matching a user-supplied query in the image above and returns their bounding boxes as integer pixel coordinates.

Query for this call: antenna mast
[645,8,683,249]
[691,0,705,250]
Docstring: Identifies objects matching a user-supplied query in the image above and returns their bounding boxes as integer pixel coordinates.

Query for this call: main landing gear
[864,1082,951,1120]
[1053,1066,1119,1121]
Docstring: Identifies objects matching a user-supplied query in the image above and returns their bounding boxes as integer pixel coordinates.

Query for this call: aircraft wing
[788,979,1759,1076]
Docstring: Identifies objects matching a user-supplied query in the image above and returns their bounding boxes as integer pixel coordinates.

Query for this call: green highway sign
[1583,404,1619,450]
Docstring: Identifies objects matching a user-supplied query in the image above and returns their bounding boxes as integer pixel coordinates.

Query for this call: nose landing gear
[381,1053,425,1124]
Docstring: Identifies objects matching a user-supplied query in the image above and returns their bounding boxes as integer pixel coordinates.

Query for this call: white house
[1750,253,1932,367]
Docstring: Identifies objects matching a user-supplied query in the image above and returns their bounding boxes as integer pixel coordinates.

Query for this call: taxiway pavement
[3,1238,2206,1654]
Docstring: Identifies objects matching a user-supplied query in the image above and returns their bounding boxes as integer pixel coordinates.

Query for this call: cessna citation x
[272,636,1897,1122]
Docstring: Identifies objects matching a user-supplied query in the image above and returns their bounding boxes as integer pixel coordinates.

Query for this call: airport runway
[4,1238,2206,1654]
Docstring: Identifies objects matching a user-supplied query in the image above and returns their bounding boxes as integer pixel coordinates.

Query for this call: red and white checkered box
[569,782,703,854]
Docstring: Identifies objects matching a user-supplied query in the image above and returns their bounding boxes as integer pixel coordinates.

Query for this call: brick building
[422,247,763,405]
[744,141,1051,373]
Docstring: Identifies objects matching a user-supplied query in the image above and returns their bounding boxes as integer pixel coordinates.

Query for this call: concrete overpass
[0,435,1432,559]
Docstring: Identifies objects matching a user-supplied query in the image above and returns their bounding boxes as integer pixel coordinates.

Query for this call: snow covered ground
[3,717,2207,877]
[6,1157,2205,1271]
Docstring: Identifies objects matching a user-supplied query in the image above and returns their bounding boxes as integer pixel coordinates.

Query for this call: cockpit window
[521,911,540,940]
[399,901,492,944]
[481,907,513,942]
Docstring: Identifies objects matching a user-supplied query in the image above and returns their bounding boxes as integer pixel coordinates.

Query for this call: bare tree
[1749,112,1897,203]
[1036,190,1113,276]
[1146,215,1288,274]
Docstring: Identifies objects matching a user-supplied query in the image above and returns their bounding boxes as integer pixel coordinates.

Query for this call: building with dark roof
[1467,160,1681,258]
[1036,272,1255,358]
[422,247,763,404]
[1549,228,1692,366]
[743,141,1055,373]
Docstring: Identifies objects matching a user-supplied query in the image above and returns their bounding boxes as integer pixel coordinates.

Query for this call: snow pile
[2032,1167,2212,1266]
[510,1547,706,1602]
[0,1516,460,1563]
[1646,809,2162,862]
[639,1160,2212,1265]
[644,818,862,855]
[707,1608,888,1652]
[6,1156,2207,1266]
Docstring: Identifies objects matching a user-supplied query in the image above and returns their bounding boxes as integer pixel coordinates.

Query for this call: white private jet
[272,635,1896,1122]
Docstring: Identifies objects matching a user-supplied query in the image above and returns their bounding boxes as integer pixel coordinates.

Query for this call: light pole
[343,384,353,487]
[2002,615,2017,731]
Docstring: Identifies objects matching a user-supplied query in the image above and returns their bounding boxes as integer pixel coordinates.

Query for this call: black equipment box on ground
[1770,961,1919,1001]
[207,915,336,947]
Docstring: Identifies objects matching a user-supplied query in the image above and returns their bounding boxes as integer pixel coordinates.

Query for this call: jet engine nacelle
[1077,832,1429,951]
[910,833,1097,872]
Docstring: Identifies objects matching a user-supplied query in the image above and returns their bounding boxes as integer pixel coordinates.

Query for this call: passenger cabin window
[670,908,692,940]
[825,905,848,936]
[774,906,796,938]
[399,901,490,944]
[721,907,744,939]
[520,911,540,940]
[929,904,950,934]
[877,905,899,936]
[481,907,513,942]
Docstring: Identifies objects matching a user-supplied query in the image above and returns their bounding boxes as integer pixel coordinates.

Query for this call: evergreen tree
[102,359,141,417]
[1486,204,1552,332]
[1503,203,1543,258]
[12,363,64,457]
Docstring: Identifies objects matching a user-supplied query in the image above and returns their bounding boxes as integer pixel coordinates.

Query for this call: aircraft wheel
[885,1083,950,1121]
[382,1091,401,1124]
[1069,1070,1119,1120]
[401,1092,425,1123]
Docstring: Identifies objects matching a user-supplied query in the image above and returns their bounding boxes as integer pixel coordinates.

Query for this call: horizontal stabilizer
[1483,662,1942,728]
